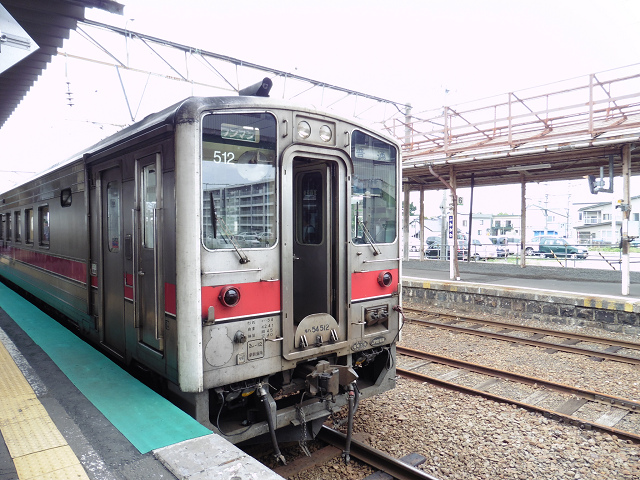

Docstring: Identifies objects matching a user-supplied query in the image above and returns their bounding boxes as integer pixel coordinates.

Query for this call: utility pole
[621,144,631,295]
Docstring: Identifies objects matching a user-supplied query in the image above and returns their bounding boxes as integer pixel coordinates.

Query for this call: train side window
[25,209,34,244]
[39,206,50,246]
[14,211,21,243]
[61,188,72,207]
[107,181,121,252]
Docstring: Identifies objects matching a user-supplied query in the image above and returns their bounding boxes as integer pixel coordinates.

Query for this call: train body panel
[0,94,401,447]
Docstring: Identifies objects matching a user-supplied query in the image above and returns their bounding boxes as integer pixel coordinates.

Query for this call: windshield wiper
[358,219,381,256]
[210,192,250,264]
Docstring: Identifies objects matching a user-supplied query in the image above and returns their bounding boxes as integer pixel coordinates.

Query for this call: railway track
[397,345,640,443]
[402,308,640,365]
[270,426,439,480]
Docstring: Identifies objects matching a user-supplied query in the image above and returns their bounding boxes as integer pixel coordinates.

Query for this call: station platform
[0,281,284,480]
[403,259,640,299]
[402,260,640,334]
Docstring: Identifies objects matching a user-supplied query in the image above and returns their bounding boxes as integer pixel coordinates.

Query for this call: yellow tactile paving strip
[0,339,89,479]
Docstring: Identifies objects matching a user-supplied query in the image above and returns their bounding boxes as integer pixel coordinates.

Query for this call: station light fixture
[506,163,551,172]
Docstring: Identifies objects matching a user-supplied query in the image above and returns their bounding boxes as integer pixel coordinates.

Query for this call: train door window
[107,182,121,252]
[0,214,3,240]
[39,206,50,246]
[297,172,323,245]
[142,166,156,248]
[201,112,277,250]
[14,211,21,243]
[6,213,11,241]
[25,209,33,244]
[351,131,398,244]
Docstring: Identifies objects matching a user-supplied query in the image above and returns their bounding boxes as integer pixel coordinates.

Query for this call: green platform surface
[0,282,211,453]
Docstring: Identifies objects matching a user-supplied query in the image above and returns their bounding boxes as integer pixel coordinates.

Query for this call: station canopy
[0,0,123,129]
[390,66,640,191]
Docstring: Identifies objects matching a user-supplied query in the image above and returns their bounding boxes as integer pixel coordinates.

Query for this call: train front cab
[176,104,401,453]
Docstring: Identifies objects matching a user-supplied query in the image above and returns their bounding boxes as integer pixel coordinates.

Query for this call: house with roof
[574,196,640,244]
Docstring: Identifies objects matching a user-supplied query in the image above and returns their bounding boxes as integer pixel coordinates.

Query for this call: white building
[574,196,640,244]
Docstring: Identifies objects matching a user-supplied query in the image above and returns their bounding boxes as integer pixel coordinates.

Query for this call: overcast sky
[1,0,639,212]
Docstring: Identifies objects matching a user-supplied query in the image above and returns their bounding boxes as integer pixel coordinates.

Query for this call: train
[0,79,401,461]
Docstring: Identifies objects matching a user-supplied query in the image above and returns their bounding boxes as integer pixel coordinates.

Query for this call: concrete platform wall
[402,278,640,335]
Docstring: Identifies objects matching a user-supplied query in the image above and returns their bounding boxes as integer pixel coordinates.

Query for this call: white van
[489,236,521,256]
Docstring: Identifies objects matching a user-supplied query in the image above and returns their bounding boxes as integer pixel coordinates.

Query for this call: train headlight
[297,121,311,139]
[377,271,393,288]
[319,125,332,142]
[219,286,241,307]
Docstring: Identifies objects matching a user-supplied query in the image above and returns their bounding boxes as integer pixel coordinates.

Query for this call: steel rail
[402,308,640,351]
[396,347,640,443]
[317,426,440,480]
[402,312,640,365]
[397,346,640,410]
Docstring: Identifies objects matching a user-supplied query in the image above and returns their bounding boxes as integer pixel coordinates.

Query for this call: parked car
[425,237,466,259]
[537,237,586,258]
[489,236,520,256]
[525,236,546,256]
[467,238,499,259]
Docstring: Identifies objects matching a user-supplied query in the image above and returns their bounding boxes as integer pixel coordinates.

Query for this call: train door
[101,166,125,356]
[134,153,164,352]
[282,154,347,359]
[293,162,334,320]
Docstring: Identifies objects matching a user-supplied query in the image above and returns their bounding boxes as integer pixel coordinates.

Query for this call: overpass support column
[622,144,631,295]
[419,188,425,261]
[520,174,527,268]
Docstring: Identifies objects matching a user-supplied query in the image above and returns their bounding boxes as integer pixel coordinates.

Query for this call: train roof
[2,95,398,195]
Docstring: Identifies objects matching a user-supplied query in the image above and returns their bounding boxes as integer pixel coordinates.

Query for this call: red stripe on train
[351,268,399,301]
[0,245,86,283]
[201,281,281,320]
[126,281,280,318]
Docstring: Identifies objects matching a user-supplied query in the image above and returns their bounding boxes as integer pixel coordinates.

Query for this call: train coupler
[305,361,358,397]
[257,383,286,465]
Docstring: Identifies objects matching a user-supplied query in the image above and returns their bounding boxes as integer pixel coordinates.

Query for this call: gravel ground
[280,306,640,480]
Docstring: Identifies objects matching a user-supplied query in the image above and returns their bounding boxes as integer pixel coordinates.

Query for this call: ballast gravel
[282,308,640,480]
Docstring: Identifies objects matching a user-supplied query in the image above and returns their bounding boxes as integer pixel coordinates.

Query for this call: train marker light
[219,286,241,307]
[297,121,311,139]
[319,125,332,142]
[377,271,393,288]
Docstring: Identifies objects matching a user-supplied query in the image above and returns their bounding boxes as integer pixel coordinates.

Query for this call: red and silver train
[0,80,401,458]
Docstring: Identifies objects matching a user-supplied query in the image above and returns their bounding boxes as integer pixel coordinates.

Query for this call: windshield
[351,130,397,244]
[201,112,277,250]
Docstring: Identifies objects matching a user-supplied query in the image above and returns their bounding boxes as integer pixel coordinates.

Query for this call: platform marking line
[0,282,212,454]
[0,339,89,479]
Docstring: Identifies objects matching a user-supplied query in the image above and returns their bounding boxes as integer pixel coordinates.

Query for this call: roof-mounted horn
[239,77,273,97]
